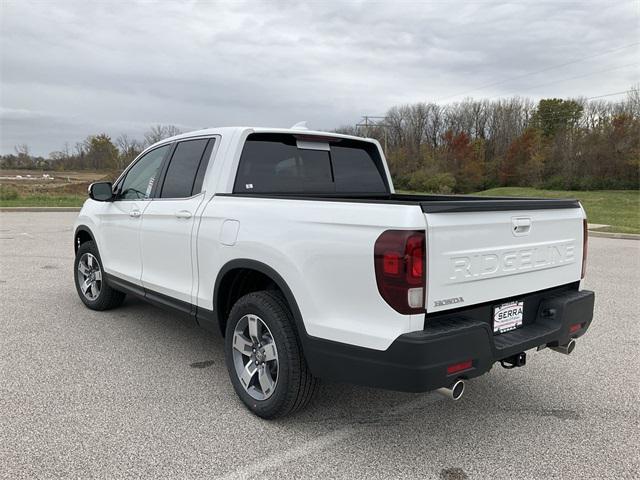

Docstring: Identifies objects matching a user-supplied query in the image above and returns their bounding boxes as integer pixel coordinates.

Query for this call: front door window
[119,145,170,200]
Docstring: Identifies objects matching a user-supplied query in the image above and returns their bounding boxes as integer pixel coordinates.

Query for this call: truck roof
[147,126,374,150]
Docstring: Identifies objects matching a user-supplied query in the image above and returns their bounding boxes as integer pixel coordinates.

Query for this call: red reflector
[569,323,583,333]
[447,360,473,375]
[383,252,400,275]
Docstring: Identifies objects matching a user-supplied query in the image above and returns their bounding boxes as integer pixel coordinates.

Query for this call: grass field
[0,194,86,207]
[476,188,640,234]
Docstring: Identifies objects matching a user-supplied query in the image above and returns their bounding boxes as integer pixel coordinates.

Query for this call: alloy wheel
[77,253,102,301]
[232,314,279,400]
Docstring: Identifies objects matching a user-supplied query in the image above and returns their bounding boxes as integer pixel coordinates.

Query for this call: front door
[99,144,171,284]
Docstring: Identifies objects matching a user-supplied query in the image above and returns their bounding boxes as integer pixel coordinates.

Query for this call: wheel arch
[74,225,95,253]
[213,259,307,340]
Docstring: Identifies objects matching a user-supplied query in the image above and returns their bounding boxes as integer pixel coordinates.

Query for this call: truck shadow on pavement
[109,295,583,429]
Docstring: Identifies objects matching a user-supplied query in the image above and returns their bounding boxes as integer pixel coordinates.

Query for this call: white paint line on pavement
[215,426,356,480]
[215,394,443,480]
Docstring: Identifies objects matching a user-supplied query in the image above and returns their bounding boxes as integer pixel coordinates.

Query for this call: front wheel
[74,241,125,311]
[224,291,318,419]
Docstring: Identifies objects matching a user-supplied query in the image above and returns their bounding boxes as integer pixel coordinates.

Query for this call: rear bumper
[303,288,595,392]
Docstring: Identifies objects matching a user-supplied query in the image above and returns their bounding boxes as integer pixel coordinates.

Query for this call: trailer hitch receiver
[500,352,526,369]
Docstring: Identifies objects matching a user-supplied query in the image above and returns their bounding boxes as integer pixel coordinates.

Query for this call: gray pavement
[1,212,639,480]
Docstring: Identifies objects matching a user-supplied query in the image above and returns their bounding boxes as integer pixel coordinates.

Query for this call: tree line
[0,125,182,172]
[2,88,639,192]
[338,87,639,192]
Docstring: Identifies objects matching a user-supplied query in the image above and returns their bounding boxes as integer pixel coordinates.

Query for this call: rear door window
[160,138,212,198]
[192,139,215,194]
[233,133,388,194]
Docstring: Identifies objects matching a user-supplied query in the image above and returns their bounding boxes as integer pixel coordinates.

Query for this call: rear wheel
[74,241,125,310]
[224,291,318,418]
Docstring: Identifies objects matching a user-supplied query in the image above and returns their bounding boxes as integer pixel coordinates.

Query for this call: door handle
[129,209,141,218]
[175,210,192,219]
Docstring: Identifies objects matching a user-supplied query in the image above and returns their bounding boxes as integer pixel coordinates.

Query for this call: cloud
[1,0,638,155]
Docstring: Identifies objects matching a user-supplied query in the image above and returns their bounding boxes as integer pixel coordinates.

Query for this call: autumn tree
[501,128,544,186]
[116,134,144,169]
[440,130,484,192]
[144,125,182,146]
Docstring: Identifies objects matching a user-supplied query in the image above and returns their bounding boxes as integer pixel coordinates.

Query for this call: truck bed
[220,191,584,316]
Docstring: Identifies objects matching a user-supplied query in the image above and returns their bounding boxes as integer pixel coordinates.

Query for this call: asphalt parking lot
[1,211,639,479]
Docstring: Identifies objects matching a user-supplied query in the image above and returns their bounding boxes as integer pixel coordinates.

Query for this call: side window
[160,138,211,198]
[192,139,215,194]
[119,145,170,200]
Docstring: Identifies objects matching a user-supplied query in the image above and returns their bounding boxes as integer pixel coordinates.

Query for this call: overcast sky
[1,0,638,156]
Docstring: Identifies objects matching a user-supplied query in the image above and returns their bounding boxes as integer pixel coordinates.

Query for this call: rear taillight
[581,218,588,279]
[374,230,426,314]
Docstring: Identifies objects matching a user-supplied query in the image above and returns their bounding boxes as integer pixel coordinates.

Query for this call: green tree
[85,134,119,170]
[532,99,583,137]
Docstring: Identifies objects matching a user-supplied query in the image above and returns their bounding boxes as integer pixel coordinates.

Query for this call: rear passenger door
[139,137,215,307]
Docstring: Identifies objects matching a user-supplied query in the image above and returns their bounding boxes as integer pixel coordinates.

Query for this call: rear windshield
[233,133,388,194]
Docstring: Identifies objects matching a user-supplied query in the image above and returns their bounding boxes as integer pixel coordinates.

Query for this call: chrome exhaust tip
[437,379,465,401]
[550,339,576,355]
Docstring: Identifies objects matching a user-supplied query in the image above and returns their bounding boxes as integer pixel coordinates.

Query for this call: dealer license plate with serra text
[493,301,524,334]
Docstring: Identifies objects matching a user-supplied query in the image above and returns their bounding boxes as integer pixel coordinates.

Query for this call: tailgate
[424,202,584,313]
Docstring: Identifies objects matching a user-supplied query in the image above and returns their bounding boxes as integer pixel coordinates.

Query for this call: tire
[74,240,125,311]
[224,290,318,419]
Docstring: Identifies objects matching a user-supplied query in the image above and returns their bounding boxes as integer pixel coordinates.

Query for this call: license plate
[493,301,524,334]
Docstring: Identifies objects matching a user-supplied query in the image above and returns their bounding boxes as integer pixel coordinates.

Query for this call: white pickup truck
[74,126,595,418]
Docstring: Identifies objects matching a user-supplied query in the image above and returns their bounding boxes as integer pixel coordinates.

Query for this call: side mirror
[88,182,114,202]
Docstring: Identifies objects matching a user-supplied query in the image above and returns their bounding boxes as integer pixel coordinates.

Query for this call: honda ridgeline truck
[73,126,595,418]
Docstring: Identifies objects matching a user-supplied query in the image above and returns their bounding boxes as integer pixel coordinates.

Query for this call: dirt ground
[0,169,115,195]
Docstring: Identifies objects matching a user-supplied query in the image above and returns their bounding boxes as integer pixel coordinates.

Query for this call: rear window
[233,133,388,194]
[331,144,387,193]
